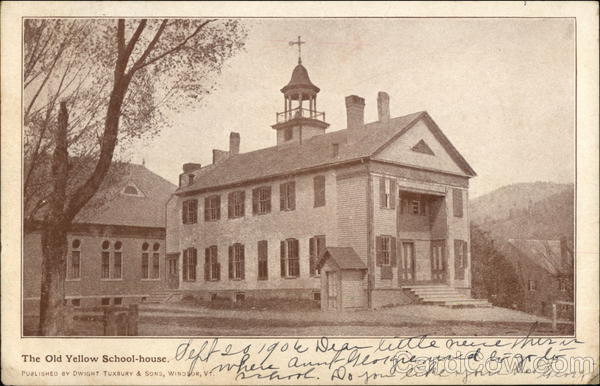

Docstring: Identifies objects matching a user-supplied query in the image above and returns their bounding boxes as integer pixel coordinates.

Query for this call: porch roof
[316,247,367,271]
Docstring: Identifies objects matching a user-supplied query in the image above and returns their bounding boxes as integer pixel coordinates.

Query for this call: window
[228,190,245,218]
[182,247,197,281]
[188,174,195,185]
[141,242,149,279]
[400,193,428,216]
[252,186,271,215]
[284,127,293,141]
[258,240,268,280]
[151,242,160,279]
[313,175,326,207]
[528,279,537,291]
[68,239,81,280]
[309,235,326,277]
[280,238,300,278]
[235,293,245,303]
[101,240,110,279]
[379,177,396,209]
[204,195,221,221]
[71,298,81,307]
[376,235,396,266]
[113,297,122,305]
[123,185,139,195]
[313,291,321,301]
[332,143,339,157]
[229,243,245,280]
[453,188,463,218]
[280,181,296,211]
[182,199,198,224]
[101,298,110,306]
[112,240,122,279]
[559,279,567,292]
[204,246,220,281]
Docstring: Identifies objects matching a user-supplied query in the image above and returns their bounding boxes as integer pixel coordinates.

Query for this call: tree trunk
[38,102,69,336]
[39,226,68,335]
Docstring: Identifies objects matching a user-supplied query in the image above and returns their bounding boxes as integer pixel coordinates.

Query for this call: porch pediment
[316,247,367,271]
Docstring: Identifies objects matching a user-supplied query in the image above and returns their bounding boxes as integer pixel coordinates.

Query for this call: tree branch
[133,19,214,71]
[128,19,168,76]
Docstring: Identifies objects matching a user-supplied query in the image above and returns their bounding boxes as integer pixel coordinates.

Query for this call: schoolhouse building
[23,163,176,311]
[166,57,482,309]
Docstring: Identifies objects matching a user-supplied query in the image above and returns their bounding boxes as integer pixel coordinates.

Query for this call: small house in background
[500,238,574,319]
[317,247,368,310]
[23,163,176,312]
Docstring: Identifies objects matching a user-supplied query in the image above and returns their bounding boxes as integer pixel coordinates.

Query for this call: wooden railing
[276,107,326,124]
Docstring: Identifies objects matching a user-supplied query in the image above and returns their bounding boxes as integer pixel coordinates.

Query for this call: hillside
[470,182,574,240]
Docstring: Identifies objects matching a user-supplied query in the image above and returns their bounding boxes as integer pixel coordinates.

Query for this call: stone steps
[403,285,492,308]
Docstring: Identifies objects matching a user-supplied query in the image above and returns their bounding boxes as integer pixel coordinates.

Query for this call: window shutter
[391,237,397,267]
[216,196,221,219]
[228,245,234,279]
[376,236,383,266]
[266,186,272,212]
[462,241,468,268]
[252,188,258,215]
[240,245,245,280]
[228,192,234,218]
[453,189,463,218]
[240,191,245,216]
[280,183,286,210]
[280,241,286,277]
[379,177,386,208]
[454,240,463,280]
[309,237,315,275]
[182,201,188,224]
[289,181,296,210]
[390,180,396,209]
[216,263,221,281]
[204,197,210,221]
[204,248,210,281]
[193,200,198,223]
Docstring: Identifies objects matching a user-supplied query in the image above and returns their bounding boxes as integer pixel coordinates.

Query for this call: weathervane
[289,36,306,64]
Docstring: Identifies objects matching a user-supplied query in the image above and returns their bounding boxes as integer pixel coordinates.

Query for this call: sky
[129,18,575,198]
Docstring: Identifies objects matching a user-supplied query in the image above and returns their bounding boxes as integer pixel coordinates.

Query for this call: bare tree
[23,18,246,335]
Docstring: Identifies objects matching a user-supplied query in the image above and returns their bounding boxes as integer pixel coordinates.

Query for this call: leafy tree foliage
[23,18,246,335]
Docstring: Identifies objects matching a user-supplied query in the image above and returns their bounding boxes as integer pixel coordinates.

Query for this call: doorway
[431,241,447,283]
[398,242,416,284]
[167,254,179,289]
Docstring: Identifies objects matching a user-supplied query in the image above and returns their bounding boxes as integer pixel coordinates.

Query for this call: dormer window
[121,182,144,197]
[188,174,195,185]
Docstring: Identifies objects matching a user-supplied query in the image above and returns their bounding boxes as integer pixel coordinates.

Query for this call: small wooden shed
[316,247,368,311]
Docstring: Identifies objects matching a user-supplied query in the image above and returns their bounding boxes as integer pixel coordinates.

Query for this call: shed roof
[177,111,476,195]
[316,247,367,271]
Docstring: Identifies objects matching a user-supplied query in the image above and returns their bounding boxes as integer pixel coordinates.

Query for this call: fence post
[127,304,139,336]
[552,303,557,331]
[103,307,117,336]
[64,305,74,335]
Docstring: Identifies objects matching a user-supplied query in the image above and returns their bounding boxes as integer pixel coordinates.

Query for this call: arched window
[142,242,160,280]
[68,239,81,280]
[101,240,122,280]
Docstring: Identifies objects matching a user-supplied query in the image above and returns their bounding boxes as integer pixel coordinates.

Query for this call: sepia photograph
[21,17,576,337]
[2,1,598,385]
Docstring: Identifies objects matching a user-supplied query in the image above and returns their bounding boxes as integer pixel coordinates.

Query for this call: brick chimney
[182,163,202,173]
[345,95,365,129]
[229,132,240,155]
[212,149,229,165]
[377,91,390,123]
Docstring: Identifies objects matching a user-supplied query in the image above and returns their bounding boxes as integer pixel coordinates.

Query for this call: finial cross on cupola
[289,35,306,64]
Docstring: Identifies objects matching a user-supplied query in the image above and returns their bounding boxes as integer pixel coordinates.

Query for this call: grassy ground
[23,302,574,336]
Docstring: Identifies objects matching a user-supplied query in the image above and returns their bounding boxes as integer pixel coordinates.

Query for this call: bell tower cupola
[272,36,329,145]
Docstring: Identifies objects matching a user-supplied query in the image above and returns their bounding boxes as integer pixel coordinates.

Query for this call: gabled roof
[74,164,176,228]
[316,247,367,271]
[506,239,572,276]
[177,111,475,195]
